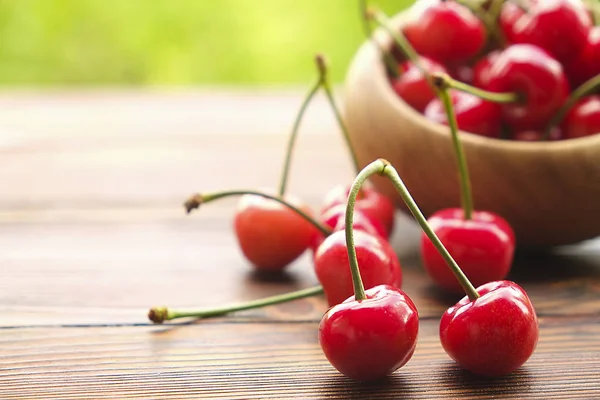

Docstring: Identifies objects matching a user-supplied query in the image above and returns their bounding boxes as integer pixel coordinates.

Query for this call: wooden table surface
[1,89,599,399]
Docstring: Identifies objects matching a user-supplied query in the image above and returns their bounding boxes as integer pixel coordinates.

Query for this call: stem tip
[184,194,203,214]
[148,307,169,324]
[315,53,328,79]
[431,72,451,91]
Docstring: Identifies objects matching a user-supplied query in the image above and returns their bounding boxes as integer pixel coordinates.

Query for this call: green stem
[366,159,480,301]
[434,72,520,104]
[318,56,361,174]
[148,286,324,324]
[278,75,322,196]
[456,0,506,48]
[359,0,399,78]
[543,74,600,140]
[431,74,474,220]
[184,190,332,237]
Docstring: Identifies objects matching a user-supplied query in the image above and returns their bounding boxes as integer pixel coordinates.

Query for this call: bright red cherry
[510,0,592,65]
[562,95,600,139]
[314,230,402,307]
[322,185,396,238]
[499,1,526,43]
[472,50,501,89]
[440,280,539,376]
[392,57,448,113]
[310,204,386,253]
[234,193,319,271]
[424,90,502,138]
[512,127,563,141]
[566,26,600,88]
[420,208,515,294]
[487,44,570,130]
[319,285,419,381]
[403,0,486,64]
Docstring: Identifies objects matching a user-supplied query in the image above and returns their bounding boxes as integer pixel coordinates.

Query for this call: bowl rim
[360,10,600,154]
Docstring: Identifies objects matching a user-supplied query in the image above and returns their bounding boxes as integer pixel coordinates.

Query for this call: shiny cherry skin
[440,280,539,376]
[562,96,600,139]
[392,57,448,113]
[511,0,591,64]
[566,26,600,88]
[420,208,515,294]
[319,284,419,381]
[487,44,570,130]
[310,204,387,253]
[499,1,526,44]
[314,230,402,307]
[403,0,486,64]
[424,91,502,138]
[472,50,501,89]
[512,127,563,141]
[234,193,319,271]
[322,185,395,238]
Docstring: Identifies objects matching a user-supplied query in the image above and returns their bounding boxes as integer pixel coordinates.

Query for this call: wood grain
[1,91,600,398]
[1,317,599,399]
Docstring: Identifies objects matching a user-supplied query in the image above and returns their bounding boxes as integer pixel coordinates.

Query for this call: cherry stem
[543,74,600,139]
[148,285,324,324]
[278,62,324,197]
[184,190,332,237]
[432,72,520,104]
[359,0,399,78]
[431,73,474,220]
[317,54,361,174]
[365,159,480,301]
[456,0,506,48]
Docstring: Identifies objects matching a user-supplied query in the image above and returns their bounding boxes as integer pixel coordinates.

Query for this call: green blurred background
[0,0,410,86]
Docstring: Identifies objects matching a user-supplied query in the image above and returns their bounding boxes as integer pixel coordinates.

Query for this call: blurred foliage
[0,0,411,86]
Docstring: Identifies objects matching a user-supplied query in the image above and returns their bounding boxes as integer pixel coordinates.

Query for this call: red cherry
[566,26,600,88]
[322,185,396,238]
[447,63,474,85]
[440,280,539,376]
[472,50,501,89]
[512,127,563,141]
[499,1,526,43]
[424,90,503,138]
[486,44,570,130]
[310,205,386,253]
[319,284,419,381]
[314,230,402,307]
[510,0,592,65]
[562,95,600,139]
[403,0,486,64]
[392,57,448,113]
[420,208,515,294]
[234,193,319,271]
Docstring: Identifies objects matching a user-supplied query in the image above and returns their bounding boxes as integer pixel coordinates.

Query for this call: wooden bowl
[343,12,600,248]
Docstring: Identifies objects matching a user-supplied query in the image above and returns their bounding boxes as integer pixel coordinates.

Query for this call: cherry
[510,0,592,65]
[314,229,402,307]
[424,90,502,138]
[472,50,501,89]
[391,57,448,112]
[402,0,486,64]
[566,26,600,88]
[321,184,396,238]
[184,190,329,272]
[512,127,563,141]
[447,63,474,85]
[562,95,600,139]
[319,285,419,381]
[440,281,539,376]
[499,1,526,43]
[486,44,570,130]
[421,208,515,294]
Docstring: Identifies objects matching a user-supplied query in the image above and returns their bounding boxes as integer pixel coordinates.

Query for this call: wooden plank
[1,316,599,399]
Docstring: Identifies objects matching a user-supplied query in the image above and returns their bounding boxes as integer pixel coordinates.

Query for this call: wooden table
[1,90,599,399]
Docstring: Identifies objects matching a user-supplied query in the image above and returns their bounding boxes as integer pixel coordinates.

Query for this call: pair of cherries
[318,159,539,381]
[390,0,600,141]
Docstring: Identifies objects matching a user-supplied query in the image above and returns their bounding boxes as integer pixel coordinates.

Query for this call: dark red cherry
[424,90,502,138]
[562,95,600,139]
[403,0,487,64]
[510,0,592,64]
[392,57,448,113]
[486,44,570,130]
[566,26,600,88]
[472,50,501,89]
[447,63,474,85]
